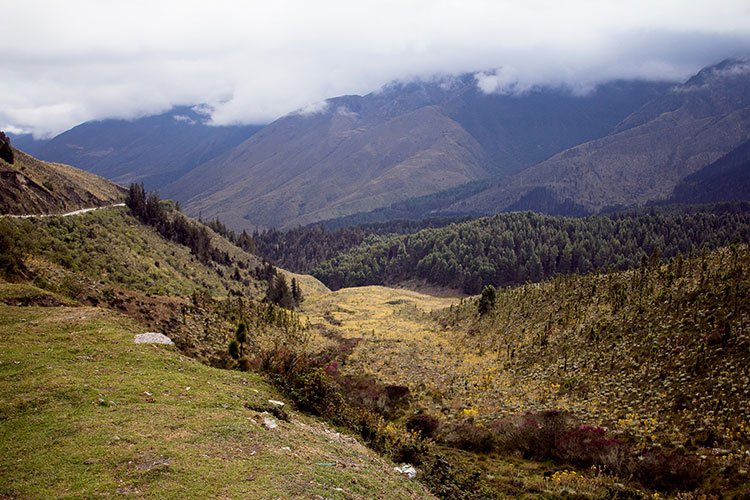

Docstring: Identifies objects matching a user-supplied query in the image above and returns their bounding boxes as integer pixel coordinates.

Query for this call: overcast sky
[3,0,750,137]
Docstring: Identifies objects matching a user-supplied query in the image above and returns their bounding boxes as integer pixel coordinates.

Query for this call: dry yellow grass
[301,285,474,408]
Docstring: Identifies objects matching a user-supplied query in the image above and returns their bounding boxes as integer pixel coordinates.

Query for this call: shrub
[477,284,496,316]
[441,420,495,453]
[406,413,440,439]
[0,220,28,279]
[631,447,704,492]
[556,425,624,468]
[493,410,571,460]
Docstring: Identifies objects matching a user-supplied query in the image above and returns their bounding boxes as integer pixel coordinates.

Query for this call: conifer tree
[478,284,497,316]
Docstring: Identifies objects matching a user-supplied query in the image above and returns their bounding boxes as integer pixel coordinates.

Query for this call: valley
[3,46,750,498]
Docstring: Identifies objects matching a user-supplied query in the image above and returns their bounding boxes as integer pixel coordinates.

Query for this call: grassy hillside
[0,203,332,365]
[0,283,430,499]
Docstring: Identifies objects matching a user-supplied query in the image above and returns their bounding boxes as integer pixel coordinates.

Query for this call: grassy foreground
[0,284,430,499]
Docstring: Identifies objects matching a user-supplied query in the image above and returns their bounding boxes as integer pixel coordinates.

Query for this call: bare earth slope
[167,105,488,229]
[0,148,124,215]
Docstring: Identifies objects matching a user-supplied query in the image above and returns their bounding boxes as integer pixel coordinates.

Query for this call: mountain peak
[682,56,750,88]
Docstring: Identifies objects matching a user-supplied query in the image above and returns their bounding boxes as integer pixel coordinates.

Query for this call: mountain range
[445,58,750,217]
[13,58,750,230]
[162,78,670,229]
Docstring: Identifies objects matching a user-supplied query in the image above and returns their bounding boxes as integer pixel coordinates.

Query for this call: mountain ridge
[440,58,750,216]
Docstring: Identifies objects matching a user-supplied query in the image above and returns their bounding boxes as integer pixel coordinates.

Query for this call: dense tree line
[312,205,750,293]
[253,217,470,273]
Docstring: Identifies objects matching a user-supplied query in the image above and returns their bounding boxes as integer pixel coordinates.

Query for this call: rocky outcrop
[0,131,14,164]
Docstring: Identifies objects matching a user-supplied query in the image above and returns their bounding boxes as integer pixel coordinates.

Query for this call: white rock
[268,399,285,407]
[394,464,417,479]
[134,333,173,345]
[263,417,278,429]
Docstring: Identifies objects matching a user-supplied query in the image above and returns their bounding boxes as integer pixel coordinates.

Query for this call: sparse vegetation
[300,245,750,496]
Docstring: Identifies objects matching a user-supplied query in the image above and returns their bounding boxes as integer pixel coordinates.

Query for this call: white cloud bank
[2,0,750,137]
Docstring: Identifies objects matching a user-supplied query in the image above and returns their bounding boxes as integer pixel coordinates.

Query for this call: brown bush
[406,413,440,439]
[441,420,495,453]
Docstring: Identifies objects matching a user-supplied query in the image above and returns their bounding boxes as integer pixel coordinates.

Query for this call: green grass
[0,286,431,499]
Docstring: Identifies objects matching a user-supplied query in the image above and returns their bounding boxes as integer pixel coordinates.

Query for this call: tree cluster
[312,205,750,293]
[125,183,230,266]
[264,273,303,310]
[253,217,469,273]
[203,217,256,254]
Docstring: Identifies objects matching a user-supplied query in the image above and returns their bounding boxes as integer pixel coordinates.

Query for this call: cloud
[475,67,537,96]
[2,0,750,137]
[714,59,750,76]
[172,115,197,124]
[292,100,331,117]
[336,106,359,119]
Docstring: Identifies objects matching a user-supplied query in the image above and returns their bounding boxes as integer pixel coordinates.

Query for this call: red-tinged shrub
[556,425,625,468]
[493,410,572,460]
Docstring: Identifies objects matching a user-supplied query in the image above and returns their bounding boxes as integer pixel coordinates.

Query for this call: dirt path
[1,203,125,219]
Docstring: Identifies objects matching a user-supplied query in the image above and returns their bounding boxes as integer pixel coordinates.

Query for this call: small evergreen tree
[235,322,248,357]
[291,277,303,305]
[228,339,240,360]
[478,284,497,316]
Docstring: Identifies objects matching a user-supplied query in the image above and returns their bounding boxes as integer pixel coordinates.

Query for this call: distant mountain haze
[17,59,750,230]
[13,107,262,190]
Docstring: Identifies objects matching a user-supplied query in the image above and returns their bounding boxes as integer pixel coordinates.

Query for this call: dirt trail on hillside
[0,203,125,219]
